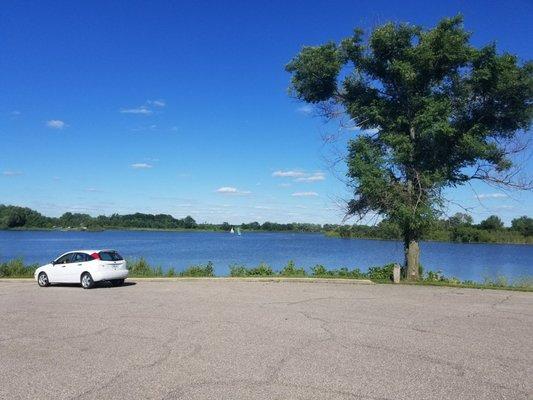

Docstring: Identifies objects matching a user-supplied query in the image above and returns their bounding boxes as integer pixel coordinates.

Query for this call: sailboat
[236,227,242,236]
[230,227,235,234]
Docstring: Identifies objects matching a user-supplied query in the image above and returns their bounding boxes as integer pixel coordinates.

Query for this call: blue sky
[1,0,532,225]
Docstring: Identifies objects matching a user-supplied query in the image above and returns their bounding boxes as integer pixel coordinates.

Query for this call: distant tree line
[327,213,533,244]
[0,205,531,244]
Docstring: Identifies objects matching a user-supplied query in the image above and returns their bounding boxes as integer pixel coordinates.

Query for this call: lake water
[1,230,531,283]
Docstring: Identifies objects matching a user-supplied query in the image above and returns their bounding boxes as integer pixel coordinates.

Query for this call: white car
[34,250,128,289]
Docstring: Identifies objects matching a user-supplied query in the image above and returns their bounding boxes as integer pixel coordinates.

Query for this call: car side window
[73,253,91,262]
[55,254,71,264]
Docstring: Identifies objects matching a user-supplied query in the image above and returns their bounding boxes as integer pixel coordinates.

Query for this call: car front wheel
[37,272,50,287]
[81,273,95,289]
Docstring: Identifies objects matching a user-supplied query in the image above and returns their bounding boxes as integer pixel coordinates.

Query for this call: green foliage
[0,259,38,278]
[229,263,274,277]
[127,258,159,277]
[367,264,396,280]
[166,268,176,277]
[325,214,533,244]
[127,259,214,277]
[287,15,533,276]
[311,265,367,279]
[279,260,307,277]
[479,215,504,230]
[179,262,214,277]
[511,216,533,236]
[1,258,531,291]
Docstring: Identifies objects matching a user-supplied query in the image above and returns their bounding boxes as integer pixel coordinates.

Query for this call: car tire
[81,272,95,289]
[110,279,125,287]
[37,272,50,287]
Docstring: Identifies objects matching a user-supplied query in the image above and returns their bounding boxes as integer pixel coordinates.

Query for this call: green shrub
[483,276,509,287]
[367,263,395,281]
[229,263,274,277]
[279,260,307,277]
[166,267,176,277]
[0,258,38,278]
[229,264,249,277]
[311,264,328,276]
[127,258,160,277]
[179,262,214,277]
[310,264,366,279]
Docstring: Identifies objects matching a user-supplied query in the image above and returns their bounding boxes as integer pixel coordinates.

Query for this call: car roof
[56,249,117,257]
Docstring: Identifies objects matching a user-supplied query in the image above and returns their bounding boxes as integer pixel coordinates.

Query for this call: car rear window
[99,251,123,261]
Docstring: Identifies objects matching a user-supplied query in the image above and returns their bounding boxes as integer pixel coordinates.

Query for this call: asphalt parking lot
[1,279,532,399]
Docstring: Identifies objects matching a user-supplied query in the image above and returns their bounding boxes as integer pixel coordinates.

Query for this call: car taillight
[91,252,100,260]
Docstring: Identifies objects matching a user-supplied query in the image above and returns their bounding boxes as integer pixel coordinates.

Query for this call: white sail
[237,227,241,236]
[230,227,234,234]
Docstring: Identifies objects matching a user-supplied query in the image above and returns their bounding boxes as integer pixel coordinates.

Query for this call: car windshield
[99,251,123,261]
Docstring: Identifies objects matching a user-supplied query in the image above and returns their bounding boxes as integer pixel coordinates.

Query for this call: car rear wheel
[110,279,125,287]
[38,272,50,287]
[81,272,95,289]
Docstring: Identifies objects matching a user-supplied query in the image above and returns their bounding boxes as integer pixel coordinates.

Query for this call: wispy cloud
[272,170,306,178]
[85,188,103,193]
[148,99,166,107]
[273,170,326,183]
[130,163,153,169]
[46,119,67,129]
[295,172,326,182]
[216,186,251,195]
[476,193,508,200]
[120,106,152,115]
[121,99,166,115]
[292,191,318,197]
[2,170,23,177]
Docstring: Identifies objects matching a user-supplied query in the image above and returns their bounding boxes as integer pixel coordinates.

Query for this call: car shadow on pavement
[48,281,137,290]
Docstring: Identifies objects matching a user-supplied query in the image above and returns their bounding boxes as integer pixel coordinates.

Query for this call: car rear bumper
[91,269,128,282]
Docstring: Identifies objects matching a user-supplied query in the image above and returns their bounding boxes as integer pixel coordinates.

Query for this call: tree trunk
[404,236,420,280]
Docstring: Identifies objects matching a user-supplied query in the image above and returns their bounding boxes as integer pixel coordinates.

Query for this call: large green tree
[286,16,532,279]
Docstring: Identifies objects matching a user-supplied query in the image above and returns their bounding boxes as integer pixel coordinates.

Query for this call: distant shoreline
[1,227,532,245]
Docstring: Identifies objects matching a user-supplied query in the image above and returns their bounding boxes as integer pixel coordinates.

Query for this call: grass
[127,258,214,277]
[0,259,38,278]
[1,258,531,292]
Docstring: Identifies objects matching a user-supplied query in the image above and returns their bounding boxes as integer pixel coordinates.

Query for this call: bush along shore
[1,258,532,291]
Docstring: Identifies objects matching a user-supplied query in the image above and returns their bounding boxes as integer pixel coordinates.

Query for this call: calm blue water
[1,230,531,282]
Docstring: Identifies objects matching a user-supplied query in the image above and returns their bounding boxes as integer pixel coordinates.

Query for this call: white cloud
[148,99,166,107]
[272,170,306,178]
[295,172,326,182]
[2,170,23,176]
[216,186,251,195]
[85,188,103,193]
[292,192,318,197]
[121,99,165,115]
[476,193,508,200]
[130,163,153,169]
[273,170,326,183]
[120,106,152,115]
[46,119,67,129]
